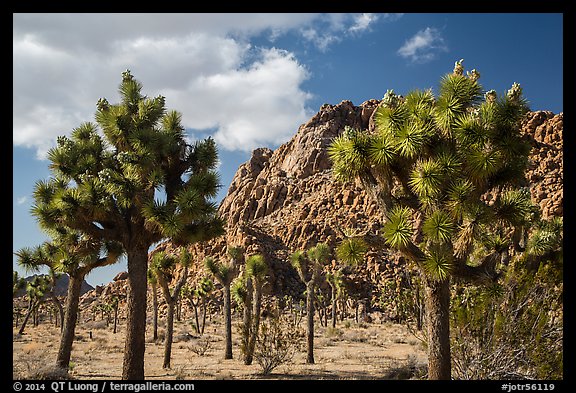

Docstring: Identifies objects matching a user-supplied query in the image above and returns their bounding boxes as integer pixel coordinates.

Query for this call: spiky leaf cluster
[336,237,368,266]
[383,206,413,249]
[205,256,237,286]
[246,254,268,282]
[526,217,563,258]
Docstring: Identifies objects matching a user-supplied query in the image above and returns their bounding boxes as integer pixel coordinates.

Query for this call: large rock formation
[186,101,563,302]
[75,101,563,318]
[189,100,388,300]
[521,111,563,219]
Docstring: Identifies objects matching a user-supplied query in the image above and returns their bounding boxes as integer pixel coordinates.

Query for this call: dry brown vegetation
[13,313,427,380]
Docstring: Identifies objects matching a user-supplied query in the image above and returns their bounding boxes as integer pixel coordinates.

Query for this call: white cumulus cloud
[13,13,396,156]
[166,47,312,151]
[397,27,448,63]
[349,13,380,33]
[299,13,400,51]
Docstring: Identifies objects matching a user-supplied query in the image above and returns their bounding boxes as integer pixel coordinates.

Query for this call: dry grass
[13,314,427,380]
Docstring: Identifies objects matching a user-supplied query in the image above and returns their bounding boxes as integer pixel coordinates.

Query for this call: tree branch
[452,252,501,284]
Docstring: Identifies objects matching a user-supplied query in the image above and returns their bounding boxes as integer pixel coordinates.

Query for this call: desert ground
[13,313,428,380]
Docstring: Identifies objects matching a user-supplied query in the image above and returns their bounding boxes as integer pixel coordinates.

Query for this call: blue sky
[13,13,563,286]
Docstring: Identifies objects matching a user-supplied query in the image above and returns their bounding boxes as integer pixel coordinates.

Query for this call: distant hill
[15,273,94,298]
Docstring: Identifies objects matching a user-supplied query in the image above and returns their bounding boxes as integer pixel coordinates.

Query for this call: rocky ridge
[76,101,563,319]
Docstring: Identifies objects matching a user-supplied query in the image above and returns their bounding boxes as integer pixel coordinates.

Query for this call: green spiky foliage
[150,247,191,298]
[227,246,244,265]
[13,271,26,297]
[30,70,225,379]
[231,276,248,308]
[451,217,562,379]
[246,254,268,283]
[16,230,123,282]
[289,250,308,282]
[328,60,534,380]
[291,243,330,283]
[205,256,237,287]
[149,246,192,369]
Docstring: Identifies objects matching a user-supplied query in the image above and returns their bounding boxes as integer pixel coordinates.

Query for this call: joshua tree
[12,270,26,326]
[204,252,239,359]
[244,254,268,365]
[336,236,369,322]
[150,246,192,369]
[108,295,121,334]
[13,271,26,297]
[291,242,330,364]
[232,273,252,364]
[182,277,214,336]
[13,271,26,327]
[18,275,51,335]
[31,70,224,379]
[328,60,534,379]
[15,246,64,330]
[325,269,344,328]
[15,231,122,369]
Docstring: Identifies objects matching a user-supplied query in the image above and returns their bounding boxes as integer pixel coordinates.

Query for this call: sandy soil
[13,314,427,380]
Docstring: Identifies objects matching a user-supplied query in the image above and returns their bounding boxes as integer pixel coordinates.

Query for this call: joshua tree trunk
[122,248,148,380]
[163,300,175,369]
[190,298,201,335]
[306,281,315,364]
[49,292,64,332]
[242,277,253,365]
[201,297,207,335]
[416,284,423,331]
[152,284,158,341]
[424,277,451,380]
[113,304,119,334]
[223,285,233,359]
[18,299,39,335]
[330,285,338,328]
[246,278,261,365]
[331,285,337,328]
[56,274,83,369]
